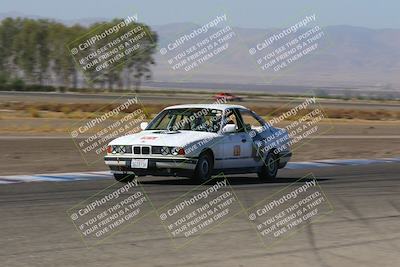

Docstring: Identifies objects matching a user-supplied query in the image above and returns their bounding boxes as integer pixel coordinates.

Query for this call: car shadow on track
[139,176,330,186]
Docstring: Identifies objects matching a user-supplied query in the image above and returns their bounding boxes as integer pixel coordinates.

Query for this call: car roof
[164,104,248,111]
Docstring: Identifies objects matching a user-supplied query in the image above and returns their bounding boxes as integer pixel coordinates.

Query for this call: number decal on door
[233,145,241,156]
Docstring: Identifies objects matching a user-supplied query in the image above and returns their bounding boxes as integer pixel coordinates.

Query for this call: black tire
[257,151,279,180]
[193,152,213,182]
[114,173,135,183]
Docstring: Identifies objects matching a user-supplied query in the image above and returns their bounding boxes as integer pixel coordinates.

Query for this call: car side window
[224,109,242,132]
[238,109,264,132]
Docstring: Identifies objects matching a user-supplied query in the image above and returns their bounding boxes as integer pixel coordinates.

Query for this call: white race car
[105,104,292,182]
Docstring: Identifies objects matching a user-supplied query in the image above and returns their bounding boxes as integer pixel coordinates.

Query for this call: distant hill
[1,13,400,90]
[151,24,400,89]
[0,12,108,26]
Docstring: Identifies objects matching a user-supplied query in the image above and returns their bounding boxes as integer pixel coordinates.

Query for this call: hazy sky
[1,0,399,29]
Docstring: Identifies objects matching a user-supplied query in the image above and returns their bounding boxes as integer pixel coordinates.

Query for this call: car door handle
[241,138,247,143]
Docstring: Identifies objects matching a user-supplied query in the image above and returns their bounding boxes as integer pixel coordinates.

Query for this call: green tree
[0,17,158,91]
[124,24,158,92]
[49,23,85,88]
[0,18,23,77]
[13,19,51,85]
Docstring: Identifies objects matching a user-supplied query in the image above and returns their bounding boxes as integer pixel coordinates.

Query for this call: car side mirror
[222,124,236,133]
[140,122,148,130]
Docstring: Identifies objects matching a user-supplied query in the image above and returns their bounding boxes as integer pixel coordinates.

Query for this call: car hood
[109,130,219,147]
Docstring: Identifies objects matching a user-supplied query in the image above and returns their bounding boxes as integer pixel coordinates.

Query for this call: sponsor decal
[233,145,241,156]
[140,136,158,140]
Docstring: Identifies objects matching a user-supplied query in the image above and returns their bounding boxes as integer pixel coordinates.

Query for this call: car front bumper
[104,156,198,175]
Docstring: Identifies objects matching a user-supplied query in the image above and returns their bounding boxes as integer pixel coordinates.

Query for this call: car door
[221,109,254,169]
[237,108,271,167]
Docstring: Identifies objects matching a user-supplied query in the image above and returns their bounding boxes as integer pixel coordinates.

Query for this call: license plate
[131,159,148,169]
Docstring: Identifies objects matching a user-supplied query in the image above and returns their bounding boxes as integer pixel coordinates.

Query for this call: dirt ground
[0,129,398,175]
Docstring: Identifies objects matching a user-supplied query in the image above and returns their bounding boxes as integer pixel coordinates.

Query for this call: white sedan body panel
[220,132,255,168]
[109,130,218,149]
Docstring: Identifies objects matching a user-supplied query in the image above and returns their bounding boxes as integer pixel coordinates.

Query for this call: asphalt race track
[0,162,399,267]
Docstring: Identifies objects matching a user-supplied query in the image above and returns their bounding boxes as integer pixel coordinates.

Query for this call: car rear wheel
[114,173,135,183]
[193,152,213,182]
[257,152,279,180]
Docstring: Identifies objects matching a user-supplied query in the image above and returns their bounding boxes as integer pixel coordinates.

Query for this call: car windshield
[147,108,223,132]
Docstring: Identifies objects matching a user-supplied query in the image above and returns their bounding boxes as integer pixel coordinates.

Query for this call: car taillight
[178,147,185,155]
[106,145,113,153]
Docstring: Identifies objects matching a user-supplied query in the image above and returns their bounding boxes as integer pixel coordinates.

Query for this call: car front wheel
[257,152,279,180]
[193,152,213,182]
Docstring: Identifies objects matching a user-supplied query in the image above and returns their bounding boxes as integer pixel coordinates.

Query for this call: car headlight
[108,145,127,154]
[161,146,170,155]
[172,147,185,155]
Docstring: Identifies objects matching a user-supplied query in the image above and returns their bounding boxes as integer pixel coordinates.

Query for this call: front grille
[133,146,151,155]
[131,145,175,155]
[152,146,162,154]
[133,146,141,154]
[142,147,150,154]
